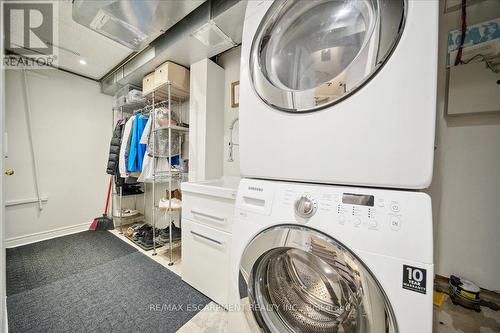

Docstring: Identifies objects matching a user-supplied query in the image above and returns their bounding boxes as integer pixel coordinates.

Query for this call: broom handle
[104,176,113,216]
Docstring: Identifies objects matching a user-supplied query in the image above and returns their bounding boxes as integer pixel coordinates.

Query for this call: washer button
[339,216,346,225]
[353,218,361,226]
[390,217,401,230]
[369,220,378,228]
[390,201,401,212]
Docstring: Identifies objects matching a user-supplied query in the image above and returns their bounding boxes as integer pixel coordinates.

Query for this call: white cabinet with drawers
[181,177,240,307]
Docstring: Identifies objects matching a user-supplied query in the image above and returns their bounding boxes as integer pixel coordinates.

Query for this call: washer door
[239,225,398,333]
[250,0,406,112]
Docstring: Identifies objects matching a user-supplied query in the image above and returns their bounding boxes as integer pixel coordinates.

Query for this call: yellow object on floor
[434,291,447,307]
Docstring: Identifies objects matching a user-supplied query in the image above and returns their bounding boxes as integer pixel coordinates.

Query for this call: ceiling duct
[99,0,246,95]
[72,0,205,51]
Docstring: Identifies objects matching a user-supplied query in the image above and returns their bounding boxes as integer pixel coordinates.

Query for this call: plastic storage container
[114,84,143,106]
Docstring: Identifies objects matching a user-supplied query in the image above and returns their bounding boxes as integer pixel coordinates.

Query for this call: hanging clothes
[138,154,181,183]
[140,116,151,146]
[127,113,148,172]
[137,154,170,183]
[137,107,181,182]
[106,120,125,175]
[119,115,134,178]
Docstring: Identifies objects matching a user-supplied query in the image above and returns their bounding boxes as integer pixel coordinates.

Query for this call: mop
[89,176,114,231]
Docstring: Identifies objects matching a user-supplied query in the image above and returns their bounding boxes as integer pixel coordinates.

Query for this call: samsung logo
[248,186,263,192]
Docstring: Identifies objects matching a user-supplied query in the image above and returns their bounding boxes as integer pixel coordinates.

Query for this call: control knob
[294,195,317,218]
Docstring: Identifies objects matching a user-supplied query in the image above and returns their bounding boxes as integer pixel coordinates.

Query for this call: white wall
[217,47,241,177]
[429,0,500,290]
[5,69,112,246]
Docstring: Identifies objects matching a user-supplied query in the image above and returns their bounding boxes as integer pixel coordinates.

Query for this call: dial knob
[294,195,317,218]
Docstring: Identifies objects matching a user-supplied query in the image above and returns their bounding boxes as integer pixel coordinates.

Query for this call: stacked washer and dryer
[229,0,438,332]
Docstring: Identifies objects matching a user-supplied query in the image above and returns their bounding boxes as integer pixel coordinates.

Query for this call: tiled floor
[109,230,500,333]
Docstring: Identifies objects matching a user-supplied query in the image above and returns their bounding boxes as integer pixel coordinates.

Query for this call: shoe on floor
[114,209,139,218]
[159,225,181,242]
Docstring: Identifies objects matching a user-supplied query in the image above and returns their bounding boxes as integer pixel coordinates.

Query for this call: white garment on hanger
[140,116,151,145]
[119,116,134,178]
[137,153,171,183]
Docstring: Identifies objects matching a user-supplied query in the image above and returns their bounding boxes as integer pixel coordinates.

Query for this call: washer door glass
[239,225,397,333]
[250,0,406,112]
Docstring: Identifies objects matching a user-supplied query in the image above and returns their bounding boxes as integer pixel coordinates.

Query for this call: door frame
[1,1,7,329]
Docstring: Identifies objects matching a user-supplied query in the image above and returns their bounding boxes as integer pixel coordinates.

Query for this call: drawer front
[182,219,231,307]
[183,193,235,233]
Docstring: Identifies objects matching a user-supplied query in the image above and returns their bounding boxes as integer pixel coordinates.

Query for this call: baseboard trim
[3,296,7,333]
[5,222,90,248]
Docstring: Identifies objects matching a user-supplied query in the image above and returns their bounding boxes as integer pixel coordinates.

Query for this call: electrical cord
[454,0,467,66]
[460,54,500,74]
[452,0,500,75]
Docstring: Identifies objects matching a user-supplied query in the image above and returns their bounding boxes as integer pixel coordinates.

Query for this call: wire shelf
[152,125,189,133]
[144,81,189,102]
[113,79,189,264]
[113,100,147,113]
[148,171,187,183]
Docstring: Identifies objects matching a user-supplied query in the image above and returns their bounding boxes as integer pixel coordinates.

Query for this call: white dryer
[228,178,433,332]
[239,0,438,189]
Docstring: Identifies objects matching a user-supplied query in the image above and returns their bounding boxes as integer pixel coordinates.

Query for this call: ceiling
[55,1,133,80]
[5,0,239,83]
[56,0,205,80]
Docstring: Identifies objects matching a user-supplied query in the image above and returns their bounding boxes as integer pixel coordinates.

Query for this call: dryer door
[250,0,406,112]
[239,225,398,333]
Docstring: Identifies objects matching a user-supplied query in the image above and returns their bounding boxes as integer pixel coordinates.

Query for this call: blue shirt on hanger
[127,114,148,172]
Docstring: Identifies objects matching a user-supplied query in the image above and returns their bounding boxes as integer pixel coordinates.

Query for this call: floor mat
[7,231,137,296]
[7,232,210,333]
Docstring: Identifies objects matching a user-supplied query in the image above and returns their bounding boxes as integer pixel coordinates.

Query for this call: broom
[90,176,114,231]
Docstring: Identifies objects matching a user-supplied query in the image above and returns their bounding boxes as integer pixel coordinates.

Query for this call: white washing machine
[228,178,433,332]
[239,0,439,189]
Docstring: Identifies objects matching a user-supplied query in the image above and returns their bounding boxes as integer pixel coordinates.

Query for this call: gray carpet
[7,231,210,333]
[7,231,137,296]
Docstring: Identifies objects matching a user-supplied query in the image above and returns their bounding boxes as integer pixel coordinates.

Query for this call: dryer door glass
[250,0,406,112]
[239,225,397,333]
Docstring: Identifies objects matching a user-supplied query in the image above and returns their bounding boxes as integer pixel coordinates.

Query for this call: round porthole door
[250,0,406,112]
[239,225,398,332]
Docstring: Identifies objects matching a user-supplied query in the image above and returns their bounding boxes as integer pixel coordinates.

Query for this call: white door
[239,225,397,332]
[249,0,406,112]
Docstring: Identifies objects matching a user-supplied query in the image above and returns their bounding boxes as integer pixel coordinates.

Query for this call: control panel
[285,190,404,232]
[336,195,403,231]
[237,178,432,264]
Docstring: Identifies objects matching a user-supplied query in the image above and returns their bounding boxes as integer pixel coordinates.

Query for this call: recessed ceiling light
[79,59,87,65]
